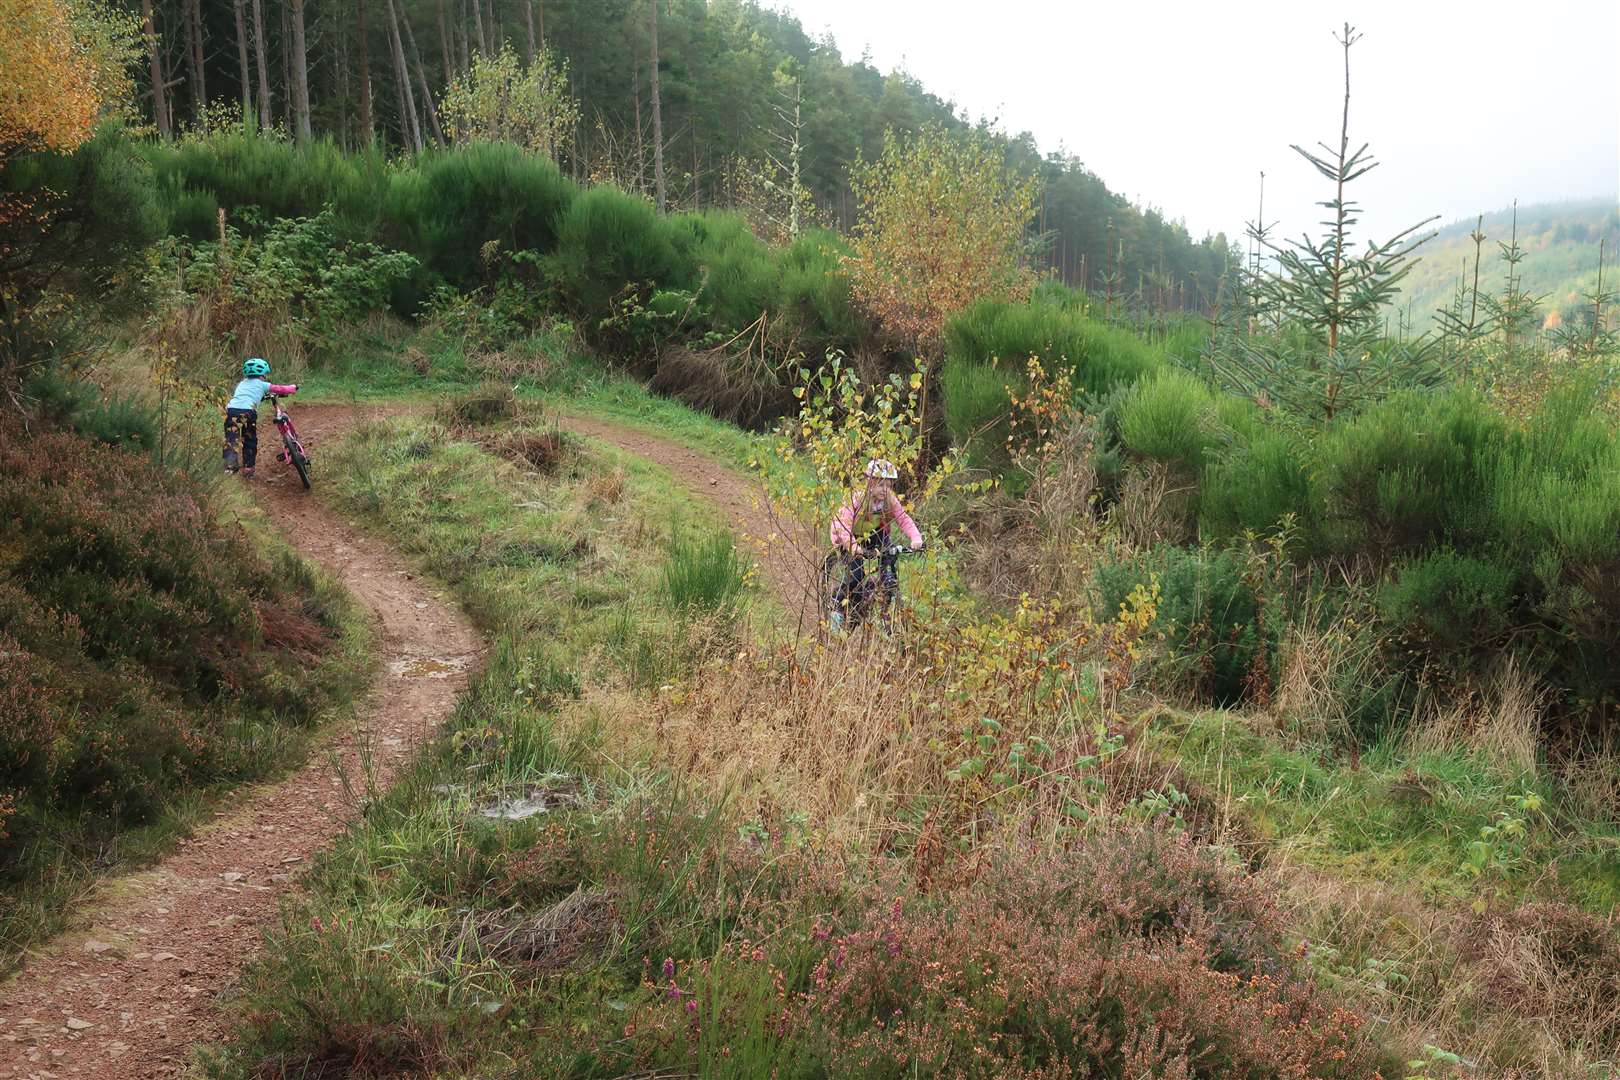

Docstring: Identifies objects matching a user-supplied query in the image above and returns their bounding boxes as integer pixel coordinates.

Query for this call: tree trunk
[534,0,542,47]
[184,0,206,120]
[357,0,374,141]
[648,0,665,212]
[280,0,291,124]
[250,0,271,127]
[436,0,453,81]
[142,0,172,137]
[399,4,444,145]
[523,0,534,63]
[288,0,312,142]
[470,0,486,55]
[231,0,252,115]
[457,0,470,69]
[386,0,423,151]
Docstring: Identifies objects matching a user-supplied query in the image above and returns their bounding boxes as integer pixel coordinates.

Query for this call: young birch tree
[845,124,1040,360]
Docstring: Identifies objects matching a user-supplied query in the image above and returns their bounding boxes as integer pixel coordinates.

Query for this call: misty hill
[1392,198,1619,331]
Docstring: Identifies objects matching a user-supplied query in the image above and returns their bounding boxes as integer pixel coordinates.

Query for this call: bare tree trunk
[184,0,206,120]
[437,0,453,80]
[280,0,291,123]
[400,5,443,145]
[250,0,271,127]
[523,0,534,63]
[648,0,665,212]
[457,0,470,69]
[233,0,253,115]
[386,0,423,151]
[470,0,486,55]
[357,0,374,141]
[142,0,172,137]
[534,0,542,47]
[289,0,312,142]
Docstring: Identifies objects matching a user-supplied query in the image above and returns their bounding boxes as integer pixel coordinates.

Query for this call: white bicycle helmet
[863,458,899,480]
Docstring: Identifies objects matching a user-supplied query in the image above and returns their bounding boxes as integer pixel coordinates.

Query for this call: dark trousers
[224,408,258,470]
[832,530,898,625]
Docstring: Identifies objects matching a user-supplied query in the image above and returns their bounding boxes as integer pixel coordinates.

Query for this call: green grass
[1143,706,1620,910]
[659,528,752,616]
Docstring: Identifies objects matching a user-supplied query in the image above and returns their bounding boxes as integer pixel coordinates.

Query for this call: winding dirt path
[0,404,482,1080]
[0,400,805,1078]
[555,411,815,614]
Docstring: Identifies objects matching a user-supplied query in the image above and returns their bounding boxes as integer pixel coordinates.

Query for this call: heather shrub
[643,833,1372,1080]
[0,420,351,876]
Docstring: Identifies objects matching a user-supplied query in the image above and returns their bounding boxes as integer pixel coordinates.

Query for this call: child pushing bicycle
[224,358,298,478]
[827,458,924,630]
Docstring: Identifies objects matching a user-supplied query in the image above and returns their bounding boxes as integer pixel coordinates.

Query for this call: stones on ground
[220,872,245,883]
[64,1019,92,1031]
[81,940,115,955]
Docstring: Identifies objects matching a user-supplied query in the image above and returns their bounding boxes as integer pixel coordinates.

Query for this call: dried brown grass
[1281,867,1620,1077]
[1409,657,1544,776]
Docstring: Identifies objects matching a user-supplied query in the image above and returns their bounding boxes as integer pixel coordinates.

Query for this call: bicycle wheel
[287,437,311,489]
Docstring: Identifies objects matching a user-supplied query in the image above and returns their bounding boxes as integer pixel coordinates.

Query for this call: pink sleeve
[888,493,922,546]
[269,383,298,395]
[830,499,855,549]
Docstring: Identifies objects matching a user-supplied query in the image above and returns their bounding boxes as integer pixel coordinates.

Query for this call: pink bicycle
[269,394,311,489]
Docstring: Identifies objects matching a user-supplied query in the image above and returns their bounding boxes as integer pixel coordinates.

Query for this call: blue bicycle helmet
[243,357,271,377]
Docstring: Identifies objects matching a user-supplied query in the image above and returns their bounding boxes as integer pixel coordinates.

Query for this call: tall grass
[659,528,750,615]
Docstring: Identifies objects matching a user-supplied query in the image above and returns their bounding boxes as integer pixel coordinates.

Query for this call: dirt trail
[0,404,481,1080]
[0,401,805,1078]
[555,411,816,614]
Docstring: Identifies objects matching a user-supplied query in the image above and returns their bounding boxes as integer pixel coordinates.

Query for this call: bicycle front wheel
[287,437,311,489]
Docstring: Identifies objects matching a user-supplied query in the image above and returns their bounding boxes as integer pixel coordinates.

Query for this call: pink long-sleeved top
[829,488,922,550]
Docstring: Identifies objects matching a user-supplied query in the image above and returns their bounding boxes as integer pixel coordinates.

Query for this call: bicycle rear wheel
[287,437,311,489]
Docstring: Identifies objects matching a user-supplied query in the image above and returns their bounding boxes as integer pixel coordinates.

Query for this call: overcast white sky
[781,0,1620,244]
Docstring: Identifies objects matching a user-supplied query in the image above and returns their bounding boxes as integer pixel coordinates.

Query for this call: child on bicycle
[828,458,924,629]
[224,357,298,478]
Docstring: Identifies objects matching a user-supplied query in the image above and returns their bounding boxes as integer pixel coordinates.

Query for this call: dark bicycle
[269,394,311,489]
[820,542,924,634]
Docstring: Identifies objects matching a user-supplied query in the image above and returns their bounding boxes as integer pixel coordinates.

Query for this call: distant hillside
[1392,198,1619,332]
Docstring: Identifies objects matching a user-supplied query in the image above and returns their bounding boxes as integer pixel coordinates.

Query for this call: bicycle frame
[822,543,923,633]
[268,395,311,488]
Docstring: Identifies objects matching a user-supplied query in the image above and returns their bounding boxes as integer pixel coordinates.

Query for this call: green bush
[941,298,1161,457]
[944,297,1161,393]
[670,211,780,337]
[1118,367,1222,471]
[549,186,694,327]
[1379,551,1515,657]
[1201,428,1319,544]
[382,141,577,293]
[1315,388,1509,558]
[1095,545,1264,705]
[777,229,868,357]
[141,129,387,242]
